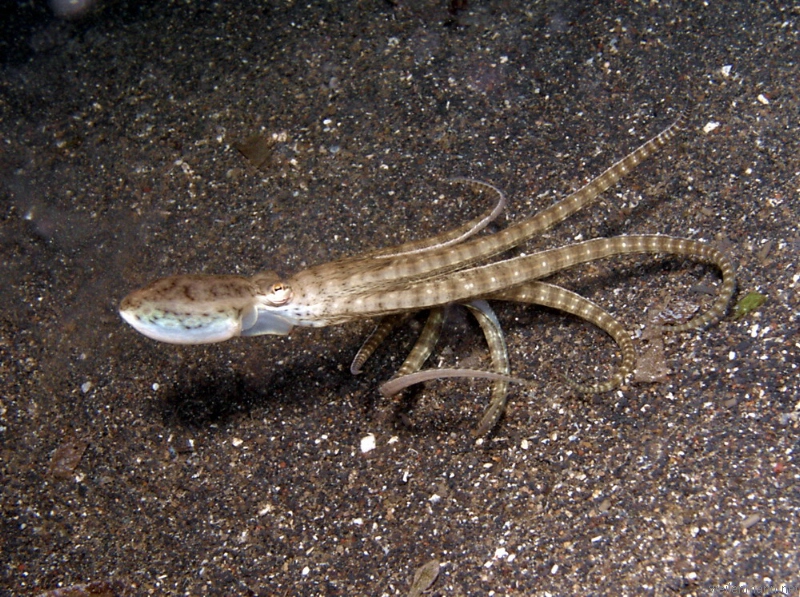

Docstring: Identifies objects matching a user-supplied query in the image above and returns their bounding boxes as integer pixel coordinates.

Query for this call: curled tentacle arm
[465,300,512,437]
[379,369,525,398]
[367,179,506,259]
[350,314,410,374]
[374,300,514,437]
[490,281,636,394]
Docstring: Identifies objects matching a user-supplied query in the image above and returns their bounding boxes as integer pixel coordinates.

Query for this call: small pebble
[360,433,376,453]
[742,513,760,529]
[408,559,440,597]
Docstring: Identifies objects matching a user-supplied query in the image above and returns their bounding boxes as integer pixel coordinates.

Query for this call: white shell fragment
[360,433,376,453]
[703,121,721,134]
[494,547,509,559]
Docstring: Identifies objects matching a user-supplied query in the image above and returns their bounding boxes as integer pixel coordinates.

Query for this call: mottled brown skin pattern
[121,115,736,434]
[120,275,257,321]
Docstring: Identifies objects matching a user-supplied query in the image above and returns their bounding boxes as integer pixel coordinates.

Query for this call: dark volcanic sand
[1,1,798,595]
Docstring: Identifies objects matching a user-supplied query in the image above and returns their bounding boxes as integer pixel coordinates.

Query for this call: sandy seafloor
[1,1,798,595]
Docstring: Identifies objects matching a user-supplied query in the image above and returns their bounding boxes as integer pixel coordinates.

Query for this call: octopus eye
[267,281,293,306]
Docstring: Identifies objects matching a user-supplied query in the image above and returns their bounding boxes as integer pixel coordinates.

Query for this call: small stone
[49,436,90,479]
[360,433,376,453]
[742,513,760,529]
[408,559,440,597]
